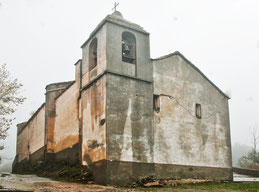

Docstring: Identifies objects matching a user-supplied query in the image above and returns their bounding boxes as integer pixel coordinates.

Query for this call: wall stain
[54,135,79,153]
[179,125,192,158]
[88,140,104,149]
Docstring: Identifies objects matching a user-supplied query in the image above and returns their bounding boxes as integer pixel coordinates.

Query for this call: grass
[179,182,259,191]
[140,182,259,192]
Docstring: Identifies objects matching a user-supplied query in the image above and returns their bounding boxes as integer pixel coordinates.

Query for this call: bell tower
[105,11,152,81]
[79,11,154,185]
[105,11,154,185]
[80,11,152,86]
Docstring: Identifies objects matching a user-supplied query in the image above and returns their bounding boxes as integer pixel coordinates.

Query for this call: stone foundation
[30,146,45,166]
[46,143,79,164]
[90,160,233,186]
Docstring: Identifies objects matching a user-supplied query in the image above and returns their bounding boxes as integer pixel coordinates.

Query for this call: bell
[123,44,131,55]
[124,44,130,52]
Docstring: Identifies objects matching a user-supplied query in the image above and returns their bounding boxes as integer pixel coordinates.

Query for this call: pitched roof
[152,51,230,99]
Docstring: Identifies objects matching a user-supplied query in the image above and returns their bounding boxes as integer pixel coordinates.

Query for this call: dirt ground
[1,173,114,192]
[0,173,248,192]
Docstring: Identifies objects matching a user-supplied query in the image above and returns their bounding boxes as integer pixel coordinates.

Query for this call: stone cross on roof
[112,2,119,12]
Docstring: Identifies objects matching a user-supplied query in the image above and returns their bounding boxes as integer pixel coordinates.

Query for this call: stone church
[13,11,232,185]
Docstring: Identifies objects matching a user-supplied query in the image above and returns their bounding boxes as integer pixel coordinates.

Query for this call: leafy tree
[0,64,25,141]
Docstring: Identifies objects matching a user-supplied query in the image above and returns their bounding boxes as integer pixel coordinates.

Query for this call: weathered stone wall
[106,73,153,163]
[81,76,106,165]
[233,167,259,177]
[153,54,232,169]
[16,104,45,163]
[53,82,79,162]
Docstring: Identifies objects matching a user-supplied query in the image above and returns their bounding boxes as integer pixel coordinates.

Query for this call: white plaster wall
[153,55,231,168]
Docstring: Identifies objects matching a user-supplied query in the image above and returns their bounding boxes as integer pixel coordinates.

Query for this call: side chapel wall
[53,82,79,163]
[16,104,45,164]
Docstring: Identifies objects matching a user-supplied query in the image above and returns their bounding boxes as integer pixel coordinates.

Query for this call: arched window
[122,31,136,64]
[89,38,98,71]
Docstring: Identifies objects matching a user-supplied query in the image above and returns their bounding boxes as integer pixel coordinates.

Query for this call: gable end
[152,51,230,99]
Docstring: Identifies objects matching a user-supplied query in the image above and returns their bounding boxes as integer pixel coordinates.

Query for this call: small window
[122,31,136,64]
[195,103,201,119]
[153,95,160,113]
[89,38,98,71]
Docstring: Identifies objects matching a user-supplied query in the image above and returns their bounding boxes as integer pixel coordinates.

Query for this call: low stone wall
[233,167,259,177]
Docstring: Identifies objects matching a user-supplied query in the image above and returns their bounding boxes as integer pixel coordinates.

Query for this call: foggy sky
[0,0,259,168]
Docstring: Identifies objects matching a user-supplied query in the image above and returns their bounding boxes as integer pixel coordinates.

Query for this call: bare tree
[0,64,25,142]
[250,125,259,165]
[238,124,259,169]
